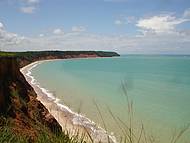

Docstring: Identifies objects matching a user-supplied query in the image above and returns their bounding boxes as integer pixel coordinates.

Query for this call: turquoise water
[32,56,190,142]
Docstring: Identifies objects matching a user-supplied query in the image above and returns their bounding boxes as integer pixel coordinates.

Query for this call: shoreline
[20,59,117,143]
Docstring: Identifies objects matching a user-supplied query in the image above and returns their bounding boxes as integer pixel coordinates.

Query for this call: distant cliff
[0,51,120,67]
[0,57,62,142]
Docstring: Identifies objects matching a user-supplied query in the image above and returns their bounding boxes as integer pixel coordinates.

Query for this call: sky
[0,0,190,54]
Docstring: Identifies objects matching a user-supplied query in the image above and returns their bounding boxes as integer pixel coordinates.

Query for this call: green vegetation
[0,50,119,68]
[0,52,16,57]
[0,125,87,143]
[0,116,87,143]
[10,89,19,97]
[0,127,27,143]
[0,51,119,58]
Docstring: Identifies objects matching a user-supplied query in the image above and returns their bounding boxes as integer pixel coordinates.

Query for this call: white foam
[20,60,117,143]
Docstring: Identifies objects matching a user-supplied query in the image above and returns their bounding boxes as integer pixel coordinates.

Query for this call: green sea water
[31,55,190,142]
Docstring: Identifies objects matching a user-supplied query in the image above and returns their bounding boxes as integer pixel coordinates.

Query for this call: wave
[20,60,117,143]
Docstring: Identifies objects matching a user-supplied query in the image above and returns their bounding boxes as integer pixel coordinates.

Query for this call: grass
[0,52,16,57]
[0,127,27,143]
[11,89,19,97]
[0,122,88,143]
[0,51,119,58]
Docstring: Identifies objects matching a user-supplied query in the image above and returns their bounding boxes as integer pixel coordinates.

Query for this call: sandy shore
[20,59,116,143]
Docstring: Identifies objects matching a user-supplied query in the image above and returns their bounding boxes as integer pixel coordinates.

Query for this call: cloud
[115,20,124,25]
[0,22,27,49]
[20,6,36,13]
[39,34,44,37]
[136,15,189,34]
[115,16,136,26]
[19,0,40,14]
[1,8,190,55]
[53,29,64,34]
[183,8,190,18]
[71,26,86,32]
[23,0,40,4]
[2,28,190,54]
[0,22,4,29]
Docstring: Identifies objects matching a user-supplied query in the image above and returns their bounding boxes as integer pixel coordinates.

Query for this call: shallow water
[31,55,190,142]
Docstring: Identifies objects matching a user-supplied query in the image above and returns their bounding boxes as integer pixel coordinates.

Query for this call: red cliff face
[0,57,62,141]
[15,51,120,68]
[17,54,99,68]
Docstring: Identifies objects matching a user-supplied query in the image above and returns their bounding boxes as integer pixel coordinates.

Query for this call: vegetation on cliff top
[0,51,120,58]
[0,51,120,68]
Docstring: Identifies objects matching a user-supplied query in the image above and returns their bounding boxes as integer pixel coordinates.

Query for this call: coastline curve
[20,59,117,143]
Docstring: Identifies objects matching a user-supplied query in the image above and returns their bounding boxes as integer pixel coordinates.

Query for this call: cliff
[0,57,62,142]
[0,51,119,142]
[0,51,120,67]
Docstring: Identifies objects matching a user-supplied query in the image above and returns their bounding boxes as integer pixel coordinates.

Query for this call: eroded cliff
[0,57,62,142]
[0,51,120,142]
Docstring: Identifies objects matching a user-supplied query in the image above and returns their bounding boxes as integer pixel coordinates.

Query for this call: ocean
[31,55,190,142]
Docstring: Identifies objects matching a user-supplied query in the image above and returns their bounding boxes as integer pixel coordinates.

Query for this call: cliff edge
[0,51,120,68]
[0,57,62,142]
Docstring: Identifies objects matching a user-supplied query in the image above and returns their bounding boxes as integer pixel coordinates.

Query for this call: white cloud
[39,34,44,37]
[183,8,190,18]
[2,30,190,54]
[24,0,40,4]
[136,15,189,34]
[19,0,40,14]
[20,6,36,14]
[115,16,136,26]
[71,26,86,32]
[53,29,64,34]
[1,8,190,55]
[115,20,123,25]
[0,22,27,49]
[0,22,4,29]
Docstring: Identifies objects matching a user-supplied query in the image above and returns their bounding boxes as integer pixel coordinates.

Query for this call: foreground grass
[0,125,87,143]
[0,117,86,143]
